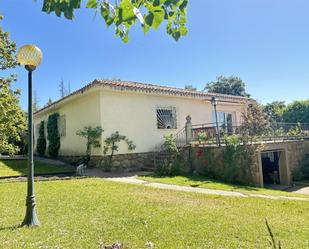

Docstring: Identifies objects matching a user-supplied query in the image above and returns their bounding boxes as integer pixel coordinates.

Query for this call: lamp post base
[21,195,40,227]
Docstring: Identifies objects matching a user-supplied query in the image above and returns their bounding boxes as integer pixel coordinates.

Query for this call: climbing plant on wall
[47,113,60,158]
[36,121,47,156]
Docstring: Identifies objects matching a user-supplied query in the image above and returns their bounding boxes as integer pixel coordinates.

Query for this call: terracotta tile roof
[35,79,251,115]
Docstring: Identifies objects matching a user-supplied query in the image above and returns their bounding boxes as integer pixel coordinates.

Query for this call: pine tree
[59,78,67,98]
[45,98,53,107]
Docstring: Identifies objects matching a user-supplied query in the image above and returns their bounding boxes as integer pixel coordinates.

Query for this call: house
[33,79,251,169]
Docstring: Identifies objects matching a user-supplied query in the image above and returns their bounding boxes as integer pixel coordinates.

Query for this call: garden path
[85,169,309,201]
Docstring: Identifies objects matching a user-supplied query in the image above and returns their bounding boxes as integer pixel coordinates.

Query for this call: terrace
[173,121,309,148]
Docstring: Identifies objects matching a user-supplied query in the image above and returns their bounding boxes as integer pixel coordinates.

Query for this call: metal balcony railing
[190,122,309,145]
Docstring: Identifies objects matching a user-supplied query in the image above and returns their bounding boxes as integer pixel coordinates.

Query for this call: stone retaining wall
[180,145,261,186]
[286,141,309,173]
[60,152,154,172]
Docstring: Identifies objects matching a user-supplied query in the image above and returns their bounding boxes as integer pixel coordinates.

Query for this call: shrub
[196,131,208,144]
[76,126,103,167]
[102,131,136,171]
[162,134,178,154]
[155,134,181,176]
[194,135,259,185]
[47,113,60,158]
[156,159,180,176]
[222,135,242,182]
[287,123,302,136]
[36,121,46,156]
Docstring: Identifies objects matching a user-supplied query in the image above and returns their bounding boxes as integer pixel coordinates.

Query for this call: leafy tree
[36,121,47,156]
[184,85,197,91]
[282,100,309,123]
[0,16,17,70]
[240,102,269,142]
[47,113,61,157]
[102,131,136,170]
[263,101,286,123]
[76,126,104,158]
[205,76,250,97]
[0,16,26,155]
[40,0,188,42]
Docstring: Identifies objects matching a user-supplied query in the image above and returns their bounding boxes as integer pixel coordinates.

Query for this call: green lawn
[0,178,308,248]
[138,175,309,198]
[0,159,75,177]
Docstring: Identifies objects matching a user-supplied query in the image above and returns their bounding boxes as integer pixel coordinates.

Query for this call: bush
[156,158,180,176]
[102,131,136,171]
[47,113,60,158]
[287,123,302,136]
[194,135,259,185]
[293,153,309,181]
[76,126,103,167]
[36,121,46,156]
[155,134,181,176]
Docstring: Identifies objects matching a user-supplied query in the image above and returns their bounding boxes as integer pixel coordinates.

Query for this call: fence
[190,121,309,145]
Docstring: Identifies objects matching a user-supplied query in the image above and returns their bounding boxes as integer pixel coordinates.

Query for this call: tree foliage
[40,0,188,42]
[36,121,47,156]
[0,16,18,70]
[263,101,286,123]
[47,113,61,157]
[282,100,309,124]
[0,16,26,155]
[205,76,250,97]
[184,85,197,91]
[240,102,269,142]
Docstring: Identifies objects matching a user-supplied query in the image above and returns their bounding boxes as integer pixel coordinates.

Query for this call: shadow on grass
[0,159,27,176]
[0,159,75,178]
[142,174,262,192]
[0,224,20,231]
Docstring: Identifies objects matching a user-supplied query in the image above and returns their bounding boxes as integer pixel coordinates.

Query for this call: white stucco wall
[34,87,246,156]
[99,89,245,154]
[34,90,102,156]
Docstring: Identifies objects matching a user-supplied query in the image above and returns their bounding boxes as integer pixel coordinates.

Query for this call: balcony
[174,122,309,148]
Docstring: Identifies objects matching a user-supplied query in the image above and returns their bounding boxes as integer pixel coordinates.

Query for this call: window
[212,111,235,133]
[156,107,177,129]
[58,115,66,137]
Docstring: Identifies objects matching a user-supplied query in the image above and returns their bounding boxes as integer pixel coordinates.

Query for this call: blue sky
[1,0,309,110]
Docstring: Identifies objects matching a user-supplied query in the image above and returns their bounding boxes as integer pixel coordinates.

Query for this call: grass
[138,175,309,198]
[0,159,75,177]
[0,178,308,248]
